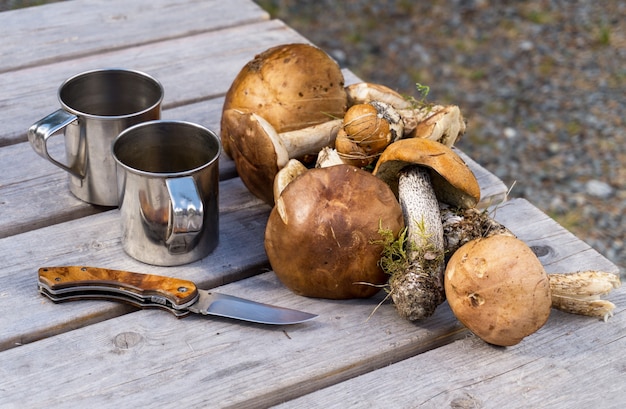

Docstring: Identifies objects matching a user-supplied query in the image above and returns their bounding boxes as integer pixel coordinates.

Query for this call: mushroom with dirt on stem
[444,234,552,346]
[439,205,622,320]
[221,108,342,205]
[372,138,481,320]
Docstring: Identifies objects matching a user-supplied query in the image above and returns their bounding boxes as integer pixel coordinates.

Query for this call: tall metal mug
[112,120,220,266]
[28,69,163,206]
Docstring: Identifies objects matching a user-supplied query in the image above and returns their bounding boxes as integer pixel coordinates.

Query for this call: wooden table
[0,1,623,407]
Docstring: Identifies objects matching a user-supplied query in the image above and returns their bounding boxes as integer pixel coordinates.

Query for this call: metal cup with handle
[28,68,163,206]
[112,120,220,266]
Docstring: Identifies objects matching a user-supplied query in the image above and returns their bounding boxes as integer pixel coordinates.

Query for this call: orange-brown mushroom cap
[445,235,552,346]
[265,165,404,299]
[373,138,480,209]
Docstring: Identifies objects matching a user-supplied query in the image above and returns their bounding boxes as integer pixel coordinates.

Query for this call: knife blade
[38,266,317,325]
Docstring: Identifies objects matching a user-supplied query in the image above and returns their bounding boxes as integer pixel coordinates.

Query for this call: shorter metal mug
[28,69,163,206]
[112,120,220,266]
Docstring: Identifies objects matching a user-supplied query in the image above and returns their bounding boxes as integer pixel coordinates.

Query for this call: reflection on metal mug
[28,68,163,206]
[112,120,220,266]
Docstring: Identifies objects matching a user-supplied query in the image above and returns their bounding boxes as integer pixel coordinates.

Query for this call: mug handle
[28,109,83,179]
[165,177,204,254]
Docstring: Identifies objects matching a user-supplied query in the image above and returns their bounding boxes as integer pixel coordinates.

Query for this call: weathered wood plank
[0,18,309,146]
[0,0,269,73]
[0,199,619,407]
[277,304,625,409]
[0,176,270,352]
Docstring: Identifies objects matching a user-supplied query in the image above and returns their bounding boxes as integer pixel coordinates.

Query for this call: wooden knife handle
[38,266,198,307]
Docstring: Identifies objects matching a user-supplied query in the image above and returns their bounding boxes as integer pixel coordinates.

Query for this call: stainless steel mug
[112,120,220,266]
[28,69,163,206]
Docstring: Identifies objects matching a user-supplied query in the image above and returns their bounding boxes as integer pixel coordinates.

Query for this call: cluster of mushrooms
[220,43,620,347]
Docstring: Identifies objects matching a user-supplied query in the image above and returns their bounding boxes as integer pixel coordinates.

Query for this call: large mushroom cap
[265,165,404,299]
[221,43,348,157]
[372,138,480,209]
[444,235,552,346]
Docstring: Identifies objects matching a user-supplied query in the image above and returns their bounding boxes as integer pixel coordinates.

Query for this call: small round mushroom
[444,235,552,346]
[222,109,342,205]
[335,102,401,167]
[372,138,480,320]
[264,164,404,299]
[221,43,348,157]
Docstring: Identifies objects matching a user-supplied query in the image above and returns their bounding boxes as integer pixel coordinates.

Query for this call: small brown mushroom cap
[373,138,480,209]
[265,165,404,299]
[444,235,552,346]
[221,43,348,157]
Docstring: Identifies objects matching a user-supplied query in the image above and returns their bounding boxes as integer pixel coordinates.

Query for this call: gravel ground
[256,0,625,274]
[5,1,624,273]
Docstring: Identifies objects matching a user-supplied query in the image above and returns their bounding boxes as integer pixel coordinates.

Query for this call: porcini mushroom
[264,164,404,299]
[222,109,341,205]
[221,43,348,157]
[444,235,552,346]
[372,138,480,320]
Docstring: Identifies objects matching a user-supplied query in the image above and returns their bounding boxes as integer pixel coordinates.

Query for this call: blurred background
[4,0,624,274]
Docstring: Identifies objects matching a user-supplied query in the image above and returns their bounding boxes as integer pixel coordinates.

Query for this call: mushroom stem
[549,271,621,321]
[257,114,343,162]
[315,146,346,168]
[390,166,445,321]
[440,205,514,258]
[439,206,622,320]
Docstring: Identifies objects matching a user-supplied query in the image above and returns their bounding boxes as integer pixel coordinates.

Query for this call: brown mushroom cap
[444,235,552,346]
[221,43,348,157]
[221,109,285,205]
[265,165,404,299]
[372,138,480,209]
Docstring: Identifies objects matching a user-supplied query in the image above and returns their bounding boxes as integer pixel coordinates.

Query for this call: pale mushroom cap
[372,138,480,209]
[444,235,552,346]
[265,165,405,299]
[221,43,348,156]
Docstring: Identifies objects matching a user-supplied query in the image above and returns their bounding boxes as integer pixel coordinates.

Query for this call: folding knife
[38,266,317,325]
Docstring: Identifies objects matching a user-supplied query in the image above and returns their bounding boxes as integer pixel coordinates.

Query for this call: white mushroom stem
[390,166,446,321]
[273,159,308,201]
[315,146,346,168]
[439,205,622,320]
[254,114,342,168]
[550,271,621,321]
[345,82,413,109]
